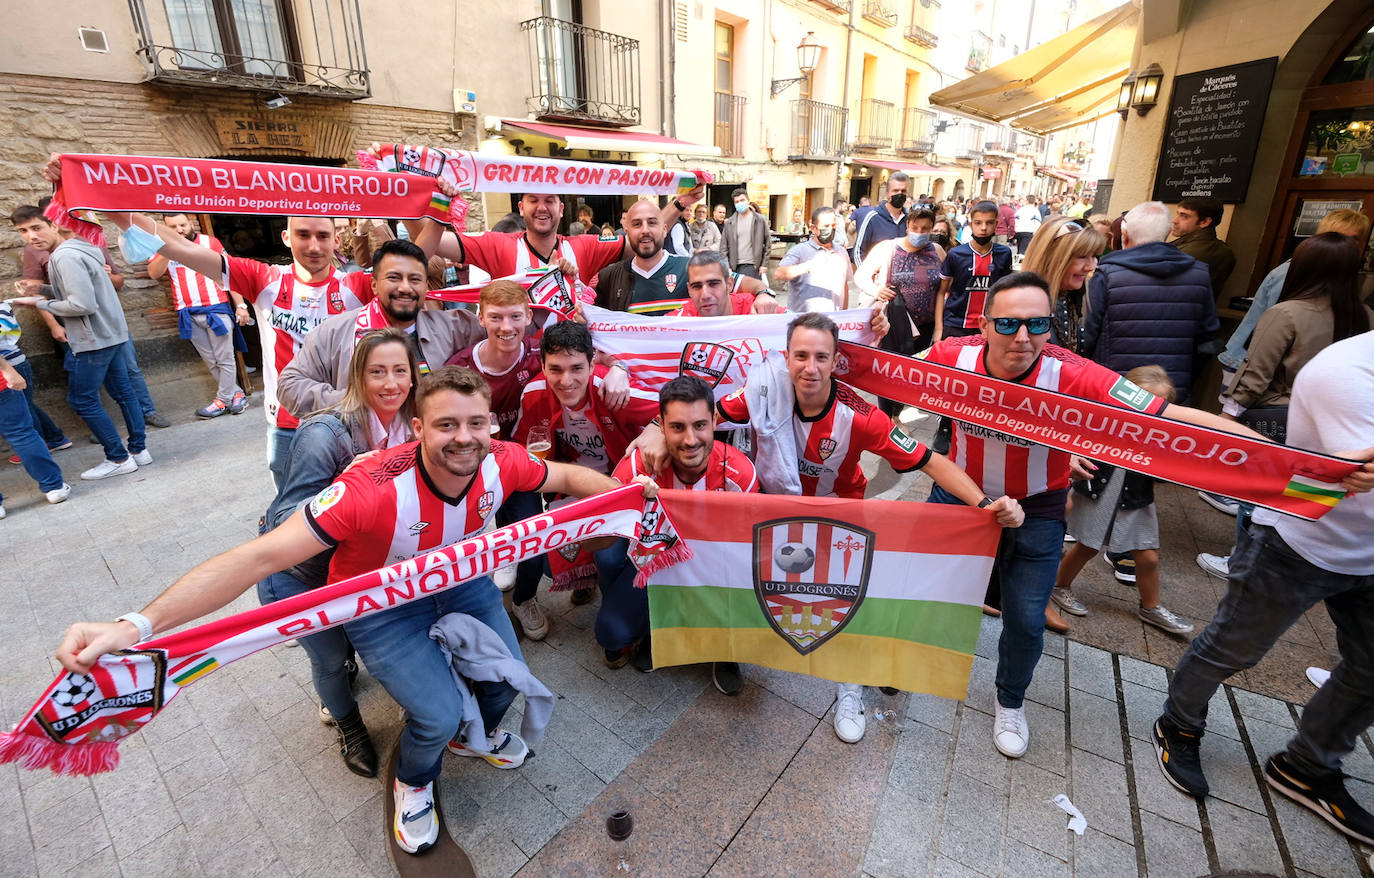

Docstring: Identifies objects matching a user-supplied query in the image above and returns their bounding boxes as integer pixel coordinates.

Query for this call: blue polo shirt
[850,204,908,264]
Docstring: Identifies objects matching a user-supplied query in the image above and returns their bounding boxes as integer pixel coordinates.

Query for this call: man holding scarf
[55,366,660,856]
[920,271,1268,761]
[146,212,250,419]
[508,322,660,638]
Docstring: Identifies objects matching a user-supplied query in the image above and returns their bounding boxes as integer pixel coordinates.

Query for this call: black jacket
[595,259,636,312]
[1082,242,1219,402]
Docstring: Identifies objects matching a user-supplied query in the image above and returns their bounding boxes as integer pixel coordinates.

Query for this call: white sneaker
[1196,552,1230,579]
[45,484,72,504]
[897,406,926,426]
[493,564,517,592]
[993,702,1029,758]
[513,599,548,640]
[0,504,6,520]
[132,450,153,466]
[81,458,137,480]
[319,702,334,726]
[833,683,866,743]
[1307,667,1332,688]
[446,728,530,769]
[392,779,438,854]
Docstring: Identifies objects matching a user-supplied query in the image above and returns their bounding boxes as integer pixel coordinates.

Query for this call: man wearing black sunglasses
[922,270,1267,762]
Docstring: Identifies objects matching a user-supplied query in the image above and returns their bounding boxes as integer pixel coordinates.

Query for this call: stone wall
[0,72,479,378]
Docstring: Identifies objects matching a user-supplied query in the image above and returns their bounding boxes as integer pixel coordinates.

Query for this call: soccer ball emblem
[688,348,709,366]
[402,147,422,166]
[52,673,97,708]
[774,541,816,574]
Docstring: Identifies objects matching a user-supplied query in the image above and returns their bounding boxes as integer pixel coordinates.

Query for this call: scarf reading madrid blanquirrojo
[0,486,685,777]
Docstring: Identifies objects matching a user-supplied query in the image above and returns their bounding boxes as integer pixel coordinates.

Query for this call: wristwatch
[673,198,688,213]
[977,497,994,509]
[115,611,154,642]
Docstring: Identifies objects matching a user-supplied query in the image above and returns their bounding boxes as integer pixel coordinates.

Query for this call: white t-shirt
[1014,206,1042,235]
[558,402,610,474]
[1253,331,1374,575]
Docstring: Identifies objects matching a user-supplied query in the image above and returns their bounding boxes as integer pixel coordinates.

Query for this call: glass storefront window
[1296,106,1374,177]
[1324,23,1374,84]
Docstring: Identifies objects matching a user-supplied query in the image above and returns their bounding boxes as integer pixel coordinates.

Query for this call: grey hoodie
[36,237,129,353]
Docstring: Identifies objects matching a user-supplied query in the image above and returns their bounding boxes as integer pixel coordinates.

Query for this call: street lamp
[1129,63,1165,116]
[771,32,821,96]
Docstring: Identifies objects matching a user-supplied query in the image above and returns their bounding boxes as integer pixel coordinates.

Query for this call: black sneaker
[712,662,741,695]
[631,636,654,673]
[570,587,595,606]
[879,686,900,696]
[1105,551,1137,583]
[1153,717,1209,797]
[1264,752,1374,845]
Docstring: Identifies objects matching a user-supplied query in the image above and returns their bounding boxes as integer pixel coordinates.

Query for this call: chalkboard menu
[1151,57,1278,204]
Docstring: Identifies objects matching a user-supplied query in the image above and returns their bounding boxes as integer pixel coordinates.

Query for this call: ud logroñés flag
[646,491,1002,698]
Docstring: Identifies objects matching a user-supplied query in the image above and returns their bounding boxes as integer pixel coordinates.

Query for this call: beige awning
[928,3,1137,136]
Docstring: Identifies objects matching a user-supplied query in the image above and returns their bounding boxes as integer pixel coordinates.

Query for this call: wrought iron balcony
[956,123,985,159]
[852,98,896,150]
[1016,134,1046,155]
[862,0,898,26]
[128,0,369,98]
[897,107,936,154]
[789,99,848,160]
[714,93,746,158]
[905,24,938,48]
[521,17,640,127]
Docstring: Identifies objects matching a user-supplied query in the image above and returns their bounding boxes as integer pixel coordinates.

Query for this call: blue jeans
[66,344,145,462]
[119,339,157,416]
[930,485,1065,709]
[506,490,548,605]
[594,539,648,652]
[0,381,64,501]
[1164,523,1374,779]
[343,576,520,786]
[266,426,296,492]
[257,571,357,719]
[13,361,67,448]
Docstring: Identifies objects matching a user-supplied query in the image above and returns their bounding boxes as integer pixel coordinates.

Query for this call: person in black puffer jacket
[1081,201,1219,403]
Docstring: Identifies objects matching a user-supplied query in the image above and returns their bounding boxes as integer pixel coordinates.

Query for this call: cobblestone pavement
[1,384,1367,876]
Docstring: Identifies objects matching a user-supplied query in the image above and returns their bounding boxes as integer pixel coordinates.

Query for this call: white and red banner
[0,486,682,776]
[581,303,879,400]
[836,342,1358,520]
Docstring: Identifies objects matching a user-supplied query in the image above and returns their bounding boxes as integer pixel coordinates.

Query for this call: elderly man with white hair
[1080,201,1219,404]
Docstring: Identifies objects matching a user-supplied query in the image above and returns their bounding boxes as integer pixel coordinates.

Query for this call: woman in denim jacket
[258,327,419,777]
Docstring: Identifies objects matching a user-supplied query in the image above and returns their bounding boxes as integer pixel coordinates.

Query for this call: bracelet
[115,612,154,642]
[235,304,248,310]
[673,198,687,213]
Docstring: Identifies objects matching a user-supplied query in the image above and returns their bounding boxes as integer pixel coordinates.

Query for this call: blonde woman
[1019,215,1108,355]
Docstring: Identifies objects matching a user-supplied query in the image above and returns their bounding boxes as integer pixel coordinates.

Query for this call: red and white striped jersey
[304,439,548,584]
[922,337,1168,500]
[718,380,931,499]
[224,256,373,429]
[614,444,759,493]
[161,235,229,309]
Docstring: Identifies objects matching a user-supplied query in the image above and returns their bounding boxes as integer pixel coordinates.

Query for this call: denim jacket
[262,411,372,584]
[1219,261,1289,371]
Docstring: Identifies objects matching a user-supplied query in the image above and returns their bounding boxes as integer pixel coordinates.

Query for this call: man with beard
[426,186,705,287]
[277,240,487,419]
[56,365,657,855]
[595,201,775,315]
[146,213,251,419]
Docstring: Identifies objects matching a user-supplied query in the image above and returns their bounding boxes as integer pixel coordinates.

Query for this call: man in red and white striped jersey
[715,312,1023,744]
[147,213,250,420]
[921,270,1263,762]
[110,211,374,490]
[56,365,656,856]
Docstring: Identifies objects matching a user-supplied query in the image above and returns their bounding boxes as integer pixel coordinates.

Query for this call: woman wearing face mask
[931,218,955,251]
[257,327,419,778]
[855,208,947,416]
[1019,215,1107,356]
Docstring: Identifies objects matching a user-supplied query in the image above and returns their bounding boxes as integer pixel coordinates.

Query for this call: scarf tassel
[0,730,121,776]
[633,539,694,589]
[43,195,107,248]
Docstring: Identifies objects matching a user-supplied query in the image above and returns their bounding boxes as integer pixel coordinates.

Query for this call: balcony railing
[862,0,898,26]
[905,24,938,47]
[128,0,369,98]
[809,0,853,12]
[1016,134,1046,155]
[984,128,1015,153]
[714,93,746,158]
[852,98,896,150]
[967,31,992,73]
[790,99,848,160]
[956,123,985,159]
[521,17,640,127]
[897,107,936,154]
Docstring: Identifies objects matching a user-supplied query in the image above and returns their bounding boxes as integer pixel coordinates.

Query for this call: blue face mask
[907,233,931,249]
[734,202,748,213]
[117,224,165,263]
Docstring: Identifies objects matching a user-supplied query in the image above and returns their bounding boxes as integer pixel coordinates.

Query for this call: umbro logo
[409,521,430,533]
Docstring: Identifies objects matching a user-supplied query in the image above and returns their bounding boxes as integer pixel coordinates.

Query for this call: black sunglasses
[991,316,1053,336]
